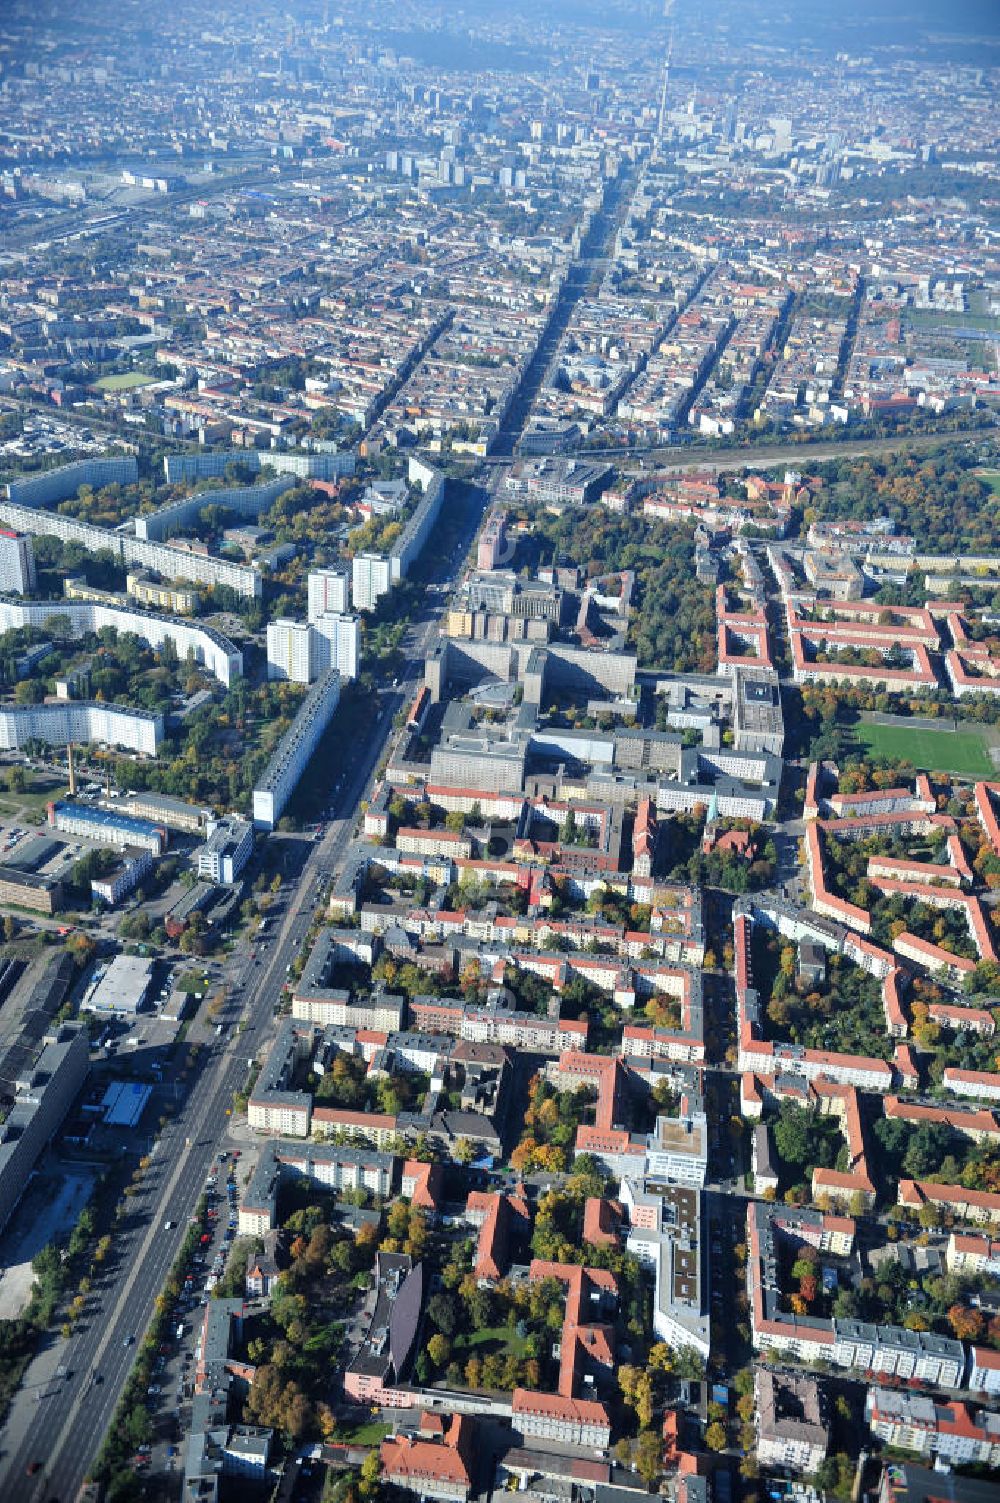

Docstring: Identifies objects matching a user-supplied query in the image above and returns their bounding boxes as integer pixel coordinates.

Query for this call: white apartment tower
[0,529,36,595]
[266,619,314,684]
[312,612,360,681]
[351,552,391,612]
[307,567,350,622]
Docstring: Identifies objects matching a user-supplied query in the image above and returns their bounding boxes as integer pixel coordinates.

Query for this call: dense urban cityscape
[0,3,998,1503]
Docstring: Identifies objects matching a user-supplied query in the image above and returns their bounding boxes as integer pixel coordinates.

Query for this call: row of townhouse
[974,781,1000,858]
[942,1067,1000,1104]
[238,1138,395,1236]
[783,595,941,690]
[944,613,1000,699]
[733,904,906,1090]
[757,301,851,428]
[746,1202,970,1387]
[898,1178,1000,1228]
[883,1095,1000,1145]
[742,1073,875,1209]
[544,1050,708,1188]
[801,818,989,1022]
[715,584,774,675]
[408,994,589,1055]
[789,630,939,690]
[511,1259,618,1449]
[865,1388,1000,1468]
[867,876,997,964]
[359,831,705,965]
[358,888,695,967]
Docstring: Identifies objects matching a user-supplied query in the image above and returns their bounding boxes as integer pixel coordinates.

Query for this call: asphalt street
[0,509,476,1502]
[4,811,350,1502]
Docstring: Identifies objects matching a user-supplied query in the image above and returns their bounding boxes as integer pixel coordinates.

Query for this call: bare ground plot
[0,1169,95,1319]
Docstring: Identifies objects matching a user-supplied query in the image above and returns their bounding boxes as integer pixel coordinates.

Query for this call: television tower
[656,27,674,158]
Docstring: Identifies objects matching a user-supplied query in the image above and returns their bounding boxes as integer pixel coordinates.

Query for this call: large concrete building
[0,529,35,594]
[0,701,163,756]
[0,498,262,599]
[0,597,242,687]
[268,613,360,684]
[196,817,254,884]
[312,612,360,681]
[134,476,295,542]
[732,667,785,757]
[426,636,637,707]
[351,460,445,612]
[162,448,355,486]
[5,454,138,507]
[0,1024,89,1233]
[266,619,314,684]
[252,668,341,829]
[352,551,392,611]
[49,799,168,854]
[621,1178,711,1359]
[430,734,528,794]
[308,566,350,621]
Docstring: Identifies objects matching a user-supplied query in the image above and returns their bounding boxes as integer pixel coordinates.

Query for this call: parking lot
[129,1152,245,1484]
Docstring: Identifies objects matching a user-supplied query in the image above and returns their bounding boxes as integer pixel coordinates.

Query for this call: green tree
[359,1452,382,1498]
[773,1104,813,1166]
[634,1430,663,1485]
[427,1332,451,1367]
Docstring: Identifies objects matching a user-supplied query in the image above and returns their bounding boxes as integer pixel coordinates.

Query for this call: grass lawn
[454,1324,530,1358]
[853,719,993,777]
[0,784,69,820]
[903,309,1000,334]
[334,1421,390,1445]
[976,469,1000,496]
[95,372,155,391]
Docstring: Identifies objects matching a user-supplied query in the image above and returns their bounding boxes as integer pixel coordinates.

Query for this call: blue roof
[53,801,164,837]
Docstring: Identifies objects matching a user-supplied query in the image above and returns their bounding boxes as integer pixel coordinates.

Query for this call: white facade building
[0,498,262,599]
[308,568,350,622]
[266,614,359,684]
[163,448,355,485]
[5,454,137,507]
[266,619,314,684]
[91,848,154,906]
[0,529,36,594]
[352,552,392,612]
[0,597,242,686]
[196,817,254,884]
[252,668,341,830]
[0,701,162,756]
[312,612,360,681]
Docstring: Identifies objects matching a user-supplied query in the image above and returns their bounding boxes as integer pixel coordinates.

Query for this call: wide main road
[2,557,472,1502]
[3,829,339,1497]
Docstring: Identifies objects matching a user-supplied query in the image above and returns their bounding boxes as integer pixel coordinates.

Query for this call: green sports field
[95,371,155,391]
[853,719,993,778]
